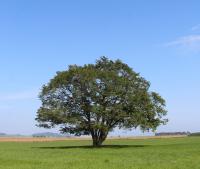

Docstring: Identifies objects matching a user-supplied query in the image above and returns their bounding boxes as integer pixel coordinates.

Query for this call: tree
[36,57,167,146]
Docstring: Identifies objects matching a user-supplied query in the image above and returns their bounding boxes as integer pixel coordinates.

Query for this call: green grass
[0,137,200,169]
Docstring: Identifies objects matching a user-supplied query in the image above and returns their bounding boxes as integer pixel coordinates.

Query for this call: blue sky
[0,0,200,135]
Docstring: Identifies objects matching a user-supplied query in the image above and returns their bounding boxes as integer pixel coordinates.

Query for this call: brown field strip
[0,135,187,142]
[0,137,73,142]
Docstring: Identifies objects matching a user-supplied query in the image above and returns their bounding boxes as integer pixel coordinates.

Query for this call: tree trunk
[91,130,108,147]
[92,139,103,147]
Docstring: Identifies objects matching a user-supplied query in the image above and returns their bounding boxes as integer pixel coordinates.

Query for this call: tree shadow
[34,144,149,150]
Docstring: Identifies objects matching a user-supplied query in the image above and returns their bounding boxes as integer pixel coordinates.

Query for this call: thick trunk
[92,139,103,147]
[91,130,108,147]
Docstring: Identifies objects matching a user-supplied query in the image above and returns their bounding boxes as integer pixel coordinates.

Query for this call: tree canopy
[36,57,167,146]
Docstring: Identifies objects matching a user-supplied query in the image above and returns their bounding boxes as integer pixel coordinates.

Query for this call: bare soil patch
[0,135,187,142]
[0,137,73,142]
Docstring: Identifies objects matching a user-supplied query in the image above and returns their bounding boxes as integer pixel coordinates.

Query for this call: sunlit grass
[0,137,200,169]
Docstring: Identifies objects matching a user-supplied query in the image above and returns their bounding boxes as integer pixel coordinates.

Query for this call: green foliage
[0,137,200,169]
[36,57,167,146]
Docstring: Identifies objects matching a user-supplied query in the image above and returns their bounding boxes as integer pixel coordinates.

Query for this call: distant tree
[36,57,167,146]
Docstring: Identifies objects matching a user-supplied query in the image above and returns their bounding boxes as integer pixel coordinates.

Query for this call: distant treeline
[155,132,190,136]
[0,133,6,136]
[188,132,200,136]
[0,133,23,137]
[32,132,71,138]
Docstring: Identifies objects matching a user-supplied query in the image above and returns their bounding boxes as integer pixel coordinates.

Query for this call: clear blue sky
[0,0,200,135]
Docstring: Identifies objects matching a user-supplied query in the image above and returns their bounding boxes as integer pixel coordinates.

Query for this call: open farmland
[0,136,200,169]
[0,135,187,142]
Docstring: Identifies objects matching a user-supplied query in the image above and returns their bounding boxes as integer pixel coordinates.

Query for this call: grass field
[0,137,200,169]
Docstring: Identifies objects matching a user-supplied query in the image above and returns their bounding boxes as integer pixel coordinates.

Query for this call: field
[0,137,200,169]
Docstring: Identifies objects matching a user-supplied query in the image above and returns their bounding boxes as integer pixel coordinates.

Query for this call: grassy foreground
[0,137,200,169]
